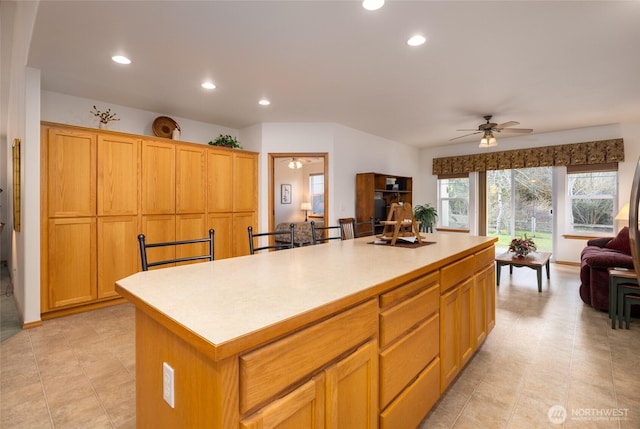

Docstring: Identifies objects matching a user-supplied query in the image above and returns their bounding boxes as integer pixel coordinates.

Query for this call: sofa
[579,226,634,311]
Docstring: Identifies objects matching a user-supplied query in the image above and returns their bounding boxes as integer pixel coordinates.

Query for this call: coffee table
[495,251,552,293]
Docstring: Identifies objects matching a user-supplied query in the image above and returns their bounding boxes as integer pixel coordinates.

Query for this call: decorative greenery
[508,234,537,257]
[208,134,242,149]
[90,105,120,124]
[413,203,438,233]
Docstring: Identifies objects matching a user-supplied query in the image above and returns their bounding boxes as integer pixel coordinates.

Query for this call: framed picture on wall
[281,184,292,204]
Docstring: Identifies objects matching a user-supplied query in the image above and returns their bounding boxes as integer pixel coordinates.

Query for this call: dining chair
[339,217,376,240]
[311,221,343,244]
[248,224,295,254]
[138,229,215,271]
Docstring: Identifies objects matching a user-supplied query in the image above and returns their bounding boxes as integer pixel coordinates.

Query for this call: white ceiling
[26,1,640,148]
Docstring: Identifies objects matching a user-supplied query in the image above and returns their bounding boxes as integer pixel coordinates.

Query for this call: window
[309,174,324,215]
[567,164,618,234]
[438,175,469,229]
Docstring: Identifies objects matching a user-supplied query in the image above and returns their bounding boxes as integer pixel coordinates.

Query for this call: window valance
[432,138,624,175]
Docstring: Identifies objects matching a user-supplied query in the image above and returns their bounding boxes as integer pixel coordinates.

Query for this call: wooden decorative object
[379,203,422,246]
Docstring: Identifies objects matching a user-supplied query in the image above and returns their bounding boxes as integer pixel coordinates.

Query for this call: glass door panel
[487,167,553,253]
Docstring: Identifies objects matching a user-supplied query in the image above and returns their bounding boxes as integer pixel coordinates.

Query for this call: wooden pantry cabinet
[41,123,258,318]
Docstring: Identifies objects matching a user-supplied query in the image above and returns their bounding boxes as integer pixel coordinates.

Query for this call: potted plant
[414,203,438,233]
[208,134,242,149]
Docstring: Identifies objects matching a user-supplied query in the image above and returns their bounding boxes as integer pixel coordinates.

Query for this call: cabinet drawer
[379,284,439,347]
[240,299,377,414]
[379,271,438,308]
[380,357,440,429]
[440,255,475,293]
[379,312,439,408]
[475,245,495,270]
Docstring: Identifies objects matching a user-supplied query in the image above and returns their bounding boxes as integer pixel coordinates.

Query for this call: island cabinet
[439,246,496,392]
[378,271,441,429]
[116,234,497,429]
[41,122,258,319]
[134,299,378,429]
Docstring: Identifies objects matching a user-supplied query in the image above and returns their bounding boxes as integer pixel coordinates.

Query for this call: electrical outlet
[163,362,175,408]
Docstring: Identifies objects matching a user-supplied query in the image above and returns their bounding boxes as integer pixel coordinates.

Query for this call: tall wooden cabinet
[355,173,412,232]
[41,122,258,318]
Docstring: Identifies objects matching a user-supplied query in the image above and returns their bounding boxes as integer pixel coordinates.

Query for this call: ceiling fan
[450,115,533,146]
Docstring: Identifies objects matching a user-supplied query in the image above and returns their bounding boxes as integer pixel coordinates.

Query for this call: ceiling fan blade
[498,128,533,134]
[456,128,480,131]
[449,131,481,141]
[495,121,519,129]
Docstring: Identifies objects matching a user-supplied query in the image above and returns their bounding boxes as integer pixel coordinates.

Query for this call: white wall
[253,122,421,231]
[41,91,238,146]
[417,122,640,263]
[3,1,40,325]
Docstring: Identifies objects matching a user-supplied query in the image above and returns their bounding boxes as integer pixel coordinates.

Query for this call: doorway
[487,167,553,253]
[268,153,329,232]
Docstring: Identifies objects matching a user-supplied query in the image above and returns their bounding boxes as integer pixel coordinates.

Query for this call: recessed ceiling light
[201,82,216,90]
[407,35,427,47]
[362,0,384,11]
[258,99,271,106]
[111,55,131,65]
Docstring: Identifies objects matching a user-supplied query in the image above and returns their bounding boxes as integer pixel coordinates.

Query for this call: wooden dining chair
[138,229,215,271]
[339,217,376,240]
[248,224,295,254]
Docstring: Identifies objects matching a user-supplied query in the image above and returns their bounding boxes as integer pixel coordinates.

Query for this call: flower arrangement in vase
[90,105,120,129]
[508,234,537,258]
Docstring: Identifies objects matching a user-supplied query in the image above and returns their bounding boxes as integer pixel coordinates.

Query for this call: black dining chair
[248,224,295,254]
[311,221,343,244]
[137,229,215,271]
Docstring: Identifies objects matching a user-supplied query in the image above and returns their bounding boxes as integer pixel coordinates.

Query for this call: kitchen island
[116,234,496,429]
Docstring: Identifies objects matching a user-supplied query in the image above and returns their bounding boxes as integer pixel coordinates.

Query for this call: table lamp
[301,202,312,222]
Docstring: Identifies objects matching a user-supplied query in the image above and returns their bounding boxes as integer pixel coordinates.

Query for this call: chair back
[249,224,295,254]
[138,229,214,271]
[311,221,343,244]
[339,217,376,239]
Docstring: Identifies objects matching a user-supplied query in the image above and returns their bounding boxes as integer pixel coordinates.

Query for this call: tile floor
[1,263,638,428]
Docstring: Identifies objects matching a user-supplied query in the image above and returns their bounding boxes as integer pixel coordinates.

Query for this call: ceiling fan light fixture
[479,131,497,148]
[288,158,303,169]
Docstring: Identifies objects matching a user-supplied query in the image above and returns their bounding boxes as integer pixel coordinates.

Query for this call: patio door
[487,167,553,253]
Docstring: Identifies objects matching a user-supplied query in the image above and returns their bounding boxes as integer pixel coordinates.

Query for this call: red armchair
[579,227,634,311]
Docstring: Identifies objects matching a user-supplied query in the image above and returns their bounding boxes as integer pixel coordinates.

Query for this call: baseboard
[555,260,580,267]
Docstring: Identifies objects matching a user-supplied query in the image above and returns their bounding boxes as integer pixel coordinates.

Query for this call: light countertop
[116,234,495,359]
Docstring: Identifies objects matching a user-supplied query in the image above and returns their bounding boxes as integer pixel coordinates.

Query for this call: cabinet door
[142,140,175,214]
[98,216,139,298]
[176,144,206,213]
[176,214,207,266]
[459,278,475,367]
[47,218,96,309]
[207,149,233,213]
[233,152,258,212]
[439,287,459,392]
[325,341,378,429]
[233,212,257,257]
[141,215,176,269]
[485,264,496,332]
[474,268,488,346]
[208,213,233,260]
[97,134,139,216]
[240,375,325,429]
[47,128,96,217]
